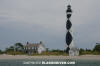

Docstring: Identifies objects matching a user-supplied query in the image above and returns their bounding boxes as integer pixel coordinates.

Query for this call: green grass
[30,52,68,56]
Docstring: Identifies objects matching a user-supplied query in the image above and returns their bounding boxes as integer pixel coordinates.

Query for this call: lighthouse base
[69,47,79,56]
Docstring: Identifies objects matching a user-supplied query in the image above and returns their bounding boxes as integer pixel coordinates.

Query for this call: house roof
[26,43,41,47]
[25,42,45,48]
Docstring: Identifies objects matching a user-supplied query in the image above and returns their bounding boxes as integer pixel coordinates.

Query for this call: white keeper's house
[24,41,46,54]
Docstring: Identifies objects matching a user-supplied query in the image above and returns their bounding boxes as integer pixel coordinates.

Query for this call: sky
[0,0,100,50]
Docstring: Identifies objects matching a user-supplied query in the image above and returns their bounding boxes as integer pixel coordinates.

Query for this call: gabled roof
[25,42,45,48]
[26,43,42,47]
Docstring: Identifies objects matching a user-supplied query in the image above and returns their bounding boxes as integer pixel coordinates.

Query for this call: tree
[14,43,24,52]
[79,48,84,54]
[51,49,63,52]
[86,48,92,52]
[5,46,14,52]
[0,49,2,54]
[93,44,100,52]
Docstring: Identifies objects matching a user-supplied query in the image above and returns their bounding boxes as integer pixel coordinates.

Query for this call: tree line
[0,43,100,55]
[0,43,24,55]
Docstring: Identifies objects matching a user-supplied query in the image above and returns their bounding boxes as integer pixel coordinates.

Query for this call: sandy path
[0,54,100,60]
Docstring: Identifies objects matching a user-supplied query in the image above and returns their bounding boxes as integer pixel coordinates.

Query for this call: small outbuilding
[69,47,79,56]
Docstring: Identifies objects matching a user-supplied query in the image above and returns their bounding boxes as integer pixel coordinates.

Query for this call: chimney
[27,42,29,44]
[40,41,42,44]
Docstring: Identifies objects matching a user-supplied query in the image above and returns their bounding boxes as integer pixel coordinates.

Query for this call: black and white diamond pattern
[66,5,73,53]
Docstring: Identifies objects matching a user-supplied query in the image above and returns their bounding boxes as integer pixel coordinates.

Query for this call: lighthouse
[65,4,79,56]
[66,5,73,53]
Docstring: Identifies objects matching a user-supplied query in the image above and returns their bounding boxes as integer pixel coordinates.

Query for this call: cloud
[0,0,100,50]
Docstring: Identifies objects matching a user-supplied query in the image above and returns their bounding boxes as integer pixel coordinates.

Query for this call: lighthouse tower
[65,4,79,56]
[66,5,73,53]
